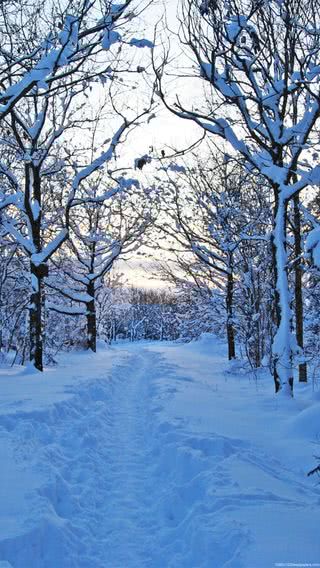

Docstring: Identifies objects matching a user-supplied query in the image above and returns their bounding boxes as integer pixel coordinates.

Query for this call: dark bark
[271,240,281,392]
[253,271,261,368]
[29,263,43,371]
[86,280,96,352]
[271,190,281,393]
[226,267,236,360]
[293,195,307,382]
[27,165,44,372]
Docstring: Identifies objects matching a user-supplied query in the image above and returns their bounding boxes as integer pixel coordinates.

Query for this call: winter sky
[113,0,202,288]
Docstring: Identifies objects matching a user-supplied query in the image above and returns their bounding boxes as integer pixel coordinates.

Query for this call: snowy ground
[0,336,319,568]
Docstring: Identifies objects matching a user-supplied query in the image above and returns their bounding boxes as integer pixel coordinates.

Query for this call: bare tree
[154,0,320,395]
[0,0,156,370]
[47,177,156,352]
[155,151,270,361]
[0,0,152,119]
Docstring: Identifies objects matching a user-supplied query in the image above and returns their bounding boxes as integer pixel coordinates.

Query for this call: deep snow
[0,336,319,568]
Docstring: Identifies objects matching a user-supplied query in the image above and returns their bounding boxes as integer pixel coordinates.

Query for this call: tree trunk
[253,270,261,368]
[86,281,96,352]
[27,165,44,372]
[29,263,43,371]
[291,96,307,383]
[271,189,281,392]
[293,195,307,382]
[272,194,295,396]
[0,295,3,354]
[226,267,236,360]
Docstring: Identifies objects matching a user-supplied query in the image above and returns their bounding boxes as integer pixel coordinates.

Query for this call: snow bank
[285,402,320,440]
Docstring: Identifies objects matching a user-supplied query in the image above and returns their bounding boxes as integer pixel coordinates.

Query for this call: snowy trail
[0,341,319,567]
[89,351,162,567]
[0,349,181,568]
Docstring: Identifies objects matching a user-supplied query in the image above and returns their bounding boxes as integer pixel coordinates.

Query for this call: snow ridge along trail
[0,340,319,567]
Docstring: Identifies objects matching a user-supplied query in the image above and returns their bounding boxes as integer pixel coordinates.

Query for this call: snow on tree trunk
[27,165,44,372]
[293,195,307,383]
[272,195,296,396]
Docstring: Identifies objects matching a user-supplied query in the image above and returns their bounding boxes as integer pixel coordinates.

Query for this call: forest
[1,0,319,395]
[0,1,320,566]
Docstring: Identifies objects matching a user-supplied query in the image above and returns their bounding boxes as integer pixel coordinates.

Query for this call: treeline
[1,235,319,382]
[0,257,215,359]
[1,145,320,384]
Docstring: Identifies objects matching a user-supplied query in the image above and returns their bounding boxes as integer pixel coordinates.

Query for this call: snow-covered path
[0,349,169,567]
[0,339,319,567]
[88,350,164,567]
